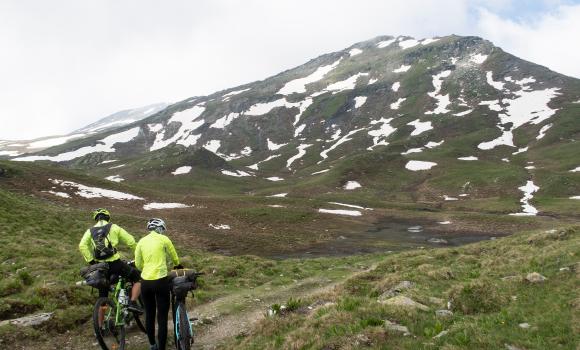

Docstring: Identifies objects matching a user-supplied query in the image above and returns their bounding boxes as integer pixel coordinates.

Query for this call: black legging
[141,277,170,350]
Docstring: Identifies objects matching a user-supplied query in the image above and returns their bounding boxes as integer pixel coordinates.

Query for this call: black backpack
[90,223,117,260]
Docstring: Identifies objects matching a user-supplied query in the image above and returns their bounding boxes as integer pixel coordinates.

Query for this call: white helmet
[147,218,167,233]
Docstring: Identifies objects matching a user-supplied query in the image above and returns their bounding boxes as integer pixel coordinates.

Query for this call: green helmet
[92,208,111,221]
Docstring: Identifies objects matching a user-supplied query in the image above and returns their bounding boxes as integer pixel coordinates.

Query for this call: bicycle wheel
[93,297,126,350]
[175,302,193,350]
[132,294,146,333]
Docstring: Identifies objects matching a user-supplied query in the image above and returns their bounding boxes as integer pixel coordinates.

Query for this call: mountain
[9,35,580,216]
[0,102,167,157]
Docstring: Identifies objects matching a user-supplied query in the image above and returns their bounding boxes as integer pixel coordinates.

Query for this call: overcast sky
[1,0,579,140]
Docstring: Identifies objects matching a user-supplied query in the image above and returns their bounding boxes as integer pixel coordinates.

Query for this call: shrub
[449,280,507,314]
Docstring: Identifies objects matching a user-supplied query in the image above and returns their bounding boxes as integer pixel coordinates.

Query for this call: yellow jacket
[135,231,180,280]
[79,220,136,263]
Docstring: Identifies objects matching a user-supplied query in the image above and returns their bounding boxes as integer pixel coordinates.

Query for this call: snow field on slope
[367,118,396,150]
[320,129,365,161]
[287,144,312,168]
[510,180,540,216]
[150,105,205,151]
[425,70,452,115]
[15,128,141,162]
[105,175,124,182]
[49,179,143,200]
[407,119,433,136]
[278,59,342,95]
[143,203,191,210]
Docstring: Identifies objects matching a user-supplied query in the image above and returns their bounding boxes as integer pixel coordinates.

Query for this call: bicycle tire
[132,294,146,333]
[93,297,125,350]
[175,302,193,350]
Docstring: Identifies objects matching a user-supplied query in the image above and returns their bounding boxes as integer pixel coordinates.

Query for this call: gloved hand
[89,260,97,265]
[173,264,184,270]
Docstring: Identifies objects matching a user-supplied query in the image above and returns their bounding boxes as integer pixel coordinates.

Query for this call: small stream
[270,219,499,259]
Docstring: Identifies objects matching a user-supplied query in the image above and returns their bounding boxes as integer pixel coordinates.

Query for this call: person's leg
[141,280,157,347]
[156,278,171,350]
[131,281,141,301]
[97,287,108,327]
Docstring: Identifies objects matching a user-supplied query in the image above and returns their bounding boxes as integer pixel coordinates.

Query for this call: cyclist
[79,208,143,315]
[135,218,181,350]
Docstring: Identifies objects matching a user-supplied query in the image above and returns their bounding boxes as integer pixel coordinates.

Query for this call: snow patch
[390,98,406,110]
[210,112,240,129]
[268,193,288,198]
[512,147,528,155]
[399,39,419,49]
[267,139,287,151]
[247,154,281,170]
[569,166,580,172]
[311,168,330,175]
[479,100,503,112]
[453,109,473,117]
[444,195,458,201]
[278,59,342,95]
[367,117,396,150]
[478,87,559,150]
[49,179,143,200]
[222,88,251,100]
[287,144,312,168]
[469,53,488,64]
[536,123,552,140]
[421,38,439,45]
[425,70,452,115]
[318,209,362,216]
[407,119,433,136]
[349,48,363,56]
[405,160,437,171]
[393,64,411,73]
[221,170,252,177]
[392,82,400,92]
[486,71,505,90]
[105,175,124,183]
[353,96,367,109]
[15,128,141,162]
[328,202,373,210]
[510,180,540,216]
[377,39,396,48]
[458,156,478,161]
[325,73,369,93]
[266,177,284,182]
[42,190,70,198]
[320,128,365,160]
[150,105,205,151]
[172,166,192,175]
[204,140,221,154]
[344,181,361,190]
[143,203,191,210]
[27,134,85,149]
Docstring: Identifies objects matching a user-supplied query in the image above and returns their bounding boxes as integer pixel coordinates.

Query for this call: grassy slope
[231,226,579,350]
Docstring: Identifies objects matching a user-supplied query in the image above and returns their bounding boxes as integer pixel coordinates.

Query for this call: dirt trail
[194,265,377,349]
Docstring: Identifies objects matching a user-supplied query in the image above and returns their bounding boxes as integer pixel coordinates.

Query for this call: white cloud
[476,4,580,78]
[0,0,577,140]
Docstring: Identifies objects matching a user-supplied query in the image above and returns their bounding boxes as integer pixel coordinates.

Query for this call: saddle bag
[80,262,109,289]
[171,275,195,299]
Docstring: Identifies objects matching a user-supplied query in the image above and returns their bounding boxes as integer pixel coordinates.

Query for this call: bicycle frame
[105,277,130,327]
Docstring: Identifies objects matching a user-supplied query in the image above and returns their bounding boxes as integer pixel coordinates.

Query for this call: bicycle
[170,270,204,350]
[79,261,146,350]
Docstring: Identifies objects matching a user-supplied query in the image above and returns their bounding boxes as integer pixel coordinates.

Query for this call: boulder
[0,312,53,327]
[378,280,414,300]
[525,272,547,283]
[379,295,429,311]
[384,320,410,335]
[435,309,453,318]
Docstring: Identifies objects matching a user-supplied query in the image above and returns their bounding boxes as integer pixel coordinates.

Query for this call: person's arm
[135,241,144,271]
[114,224,137,252]
[164,236,180,267]
[78,229,94,263]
